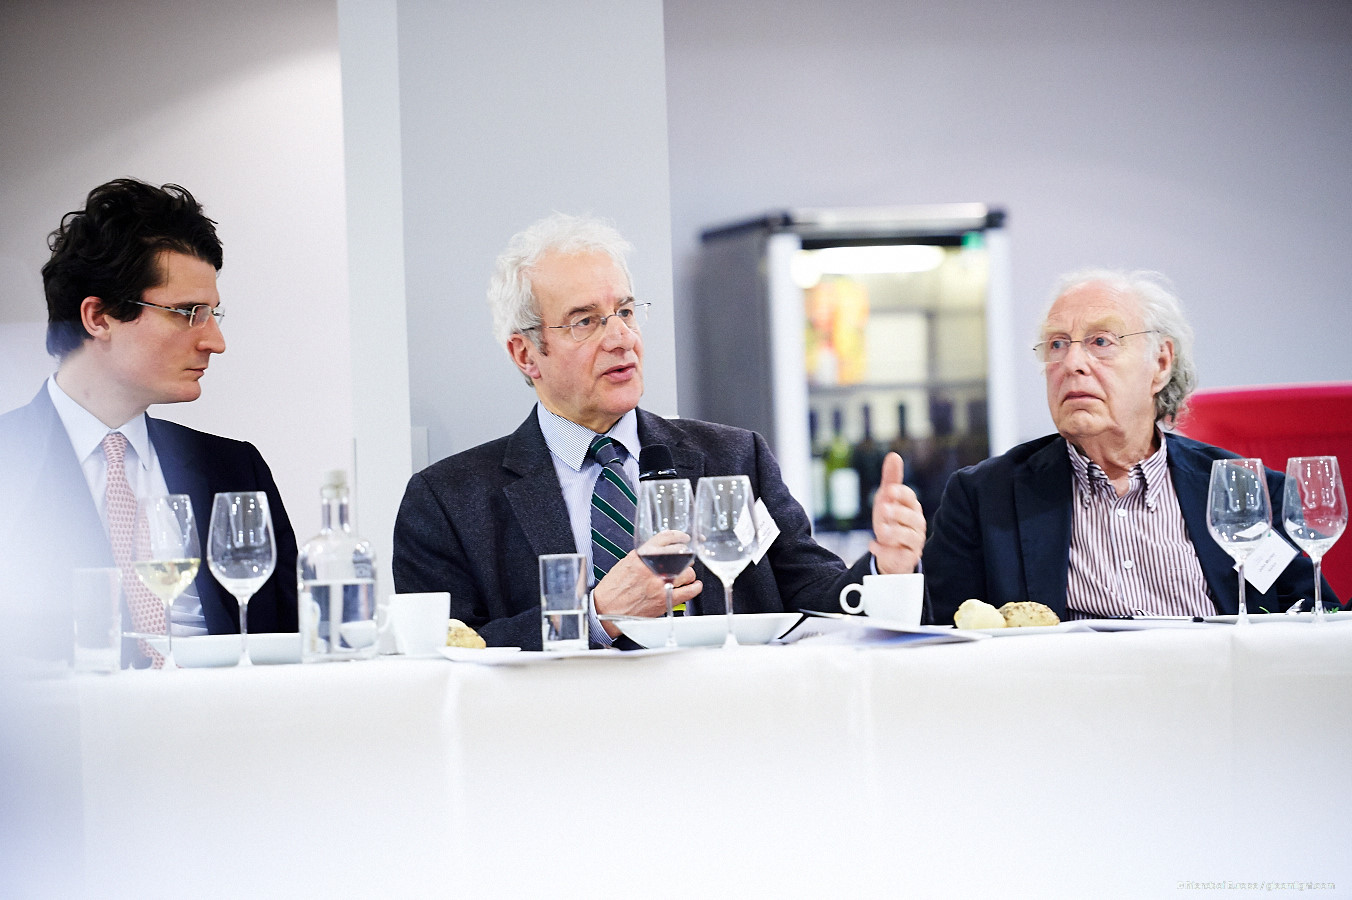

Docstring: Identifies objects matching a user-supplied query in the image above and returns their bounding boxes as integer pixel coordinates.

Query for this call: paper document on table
[784,611,988,646]
[437,646,683,665]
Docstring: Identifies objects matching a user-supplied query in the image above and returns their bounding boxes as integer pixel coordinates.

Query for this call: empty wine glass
[134,495,200,669]
[208,492,277,664]
[1207,458,1272,624]
[693,475,754,649]
[1283,456,1347,623]
[635,478,694,647]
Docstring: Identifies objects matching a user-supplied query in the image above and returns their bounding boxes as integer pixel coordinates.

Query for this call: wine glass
[1283,456,1347,623]
[134,495,200,669]
[635,478,694,648]
[208,492,277,664]
[1206,459,1272,624]
[693,475,754,648]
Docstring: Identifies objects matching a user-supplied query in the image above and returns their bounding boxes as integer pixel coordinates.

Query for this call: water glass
[72,567,122,674]
[540,553,588,652]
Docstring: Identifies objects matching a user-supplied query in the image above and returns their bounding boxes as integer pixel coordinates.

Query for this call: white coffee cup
[385,592,450,656]
[839,573,924,623]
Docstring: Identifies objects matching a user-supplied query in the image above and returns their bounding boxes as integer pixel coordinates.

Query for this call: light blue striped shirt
[536,404,641,647]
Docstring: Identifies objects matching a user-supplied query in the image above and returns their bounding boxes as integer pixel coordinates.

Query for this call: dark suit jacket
[393,408,872,649]
[0,386,298,664]
[923,431,1336,625]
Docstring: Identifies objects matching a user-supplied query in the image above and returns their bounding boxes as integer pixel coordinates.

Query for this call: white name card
[1236,529,1298,595]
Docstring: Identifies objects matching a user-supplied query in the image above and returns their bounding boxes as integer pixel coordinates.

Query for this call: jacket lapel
[147,417,212,552]
[637,410,707,482]
[1013,438,1074,615]
[1166,434,1237,613]
[502,411,579,558]
[9,388,110,565]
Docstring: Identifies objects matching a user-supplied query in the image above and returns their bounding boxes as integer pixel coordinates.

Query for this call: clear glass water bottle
[297,470,378,661]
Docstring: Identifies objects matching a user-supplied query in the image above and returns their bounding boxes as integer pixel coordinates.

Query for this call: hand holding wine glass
[693,475,754,649]
[134,494,200,669]
[1283,456,1347,623]
[635,478,694,648]
[1206,458,1272,624]
[208,492,277,664]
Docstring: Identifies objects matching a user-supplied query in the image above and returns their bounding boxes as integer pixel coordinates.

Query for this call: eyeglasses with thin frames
[526,301,651,343]
[128,299,224,328]
[1033,330,1155,364]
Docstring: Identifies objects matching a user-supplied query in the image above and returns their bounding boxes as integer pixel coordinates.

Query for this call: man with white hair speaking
[393,213,927,649]
[923,269,1336,625]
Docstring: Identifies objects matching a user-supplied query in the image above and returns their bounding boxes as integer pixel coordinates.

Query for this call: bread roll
[954,598,1006,630]
[446,618,487,649]
[998,601,1060,628]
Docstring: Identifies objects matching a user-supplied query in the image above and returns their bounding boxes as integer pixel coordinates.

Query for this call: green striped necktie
[588,435,636,584]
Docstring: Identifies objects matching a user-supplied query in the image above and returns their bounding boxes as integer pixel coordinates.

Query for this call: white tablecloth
[30,623,1352,897]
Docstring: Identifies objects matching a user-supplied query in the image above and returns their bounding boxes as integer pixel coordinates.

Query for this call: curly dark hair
[42,178,223,357]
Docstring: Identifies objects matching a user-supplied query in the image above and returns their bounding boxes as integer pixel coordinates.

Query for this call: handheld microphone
[638,444,677,481]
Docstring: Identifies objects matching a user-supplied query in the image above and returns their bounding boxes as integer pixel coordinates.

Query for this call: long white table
[21,622,1352,897]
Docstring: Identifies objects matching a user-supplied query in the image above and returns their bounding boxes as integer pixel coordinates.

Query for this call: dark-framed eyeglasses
[527,301,651,343]
[129,299,224,328]
[1033,330,1155,363]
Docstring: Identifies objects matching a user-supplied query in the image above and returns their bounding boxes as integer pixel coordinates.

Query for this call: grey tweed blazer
[393,408,872,648]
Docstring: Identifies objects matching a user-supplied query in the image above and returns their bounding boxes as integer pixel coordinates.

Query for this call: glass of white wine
[134,494,200,669]
[1206,459,1272,625]
[208,492,277,664]
[693,475,754,649]
[1283,456,1347,623]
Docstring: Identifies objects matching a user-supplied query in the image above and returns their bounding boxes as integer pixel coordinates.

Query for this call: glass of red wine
[635,478,695,648]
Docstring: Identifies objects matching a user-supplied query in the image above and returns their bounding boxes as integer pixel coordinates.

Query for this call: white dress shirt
[536,404,641,648]
[46,376,207,634]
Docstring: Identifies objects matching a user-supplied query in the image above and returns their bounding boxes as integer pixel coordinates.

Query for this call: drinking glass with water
[540,553,588,651]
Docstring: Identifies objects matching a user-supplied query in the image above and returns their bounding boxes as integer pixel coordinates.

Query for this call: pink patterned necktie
[102,432,166,667]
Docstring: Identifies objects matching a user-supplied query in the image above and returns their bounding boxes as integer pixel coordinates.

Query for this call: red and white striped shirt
[1064,436,1216,619]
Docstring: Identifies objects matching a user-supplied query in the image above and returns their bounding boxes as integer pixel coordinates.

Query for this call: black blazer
[0,386,298,663]
[393,408,872,648]
[923,431,1336,625]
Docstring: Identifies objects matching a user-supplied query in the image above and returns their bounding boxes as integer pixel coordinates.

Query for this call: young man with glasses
[0,178,298,665]
[922,269,1333,624]
[393,213,927,649]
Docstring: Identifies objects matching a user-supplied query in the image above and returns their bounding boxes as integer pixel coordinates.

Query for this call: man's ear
[80,296,112,341]
[1151,336,1175,395]
[507,332,541,382]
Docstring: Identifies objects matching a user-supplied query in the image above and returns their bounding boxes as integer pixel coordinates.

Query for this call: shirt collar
[1064,429,1168,509]
[47,376,153,470]
[536,404,640,471]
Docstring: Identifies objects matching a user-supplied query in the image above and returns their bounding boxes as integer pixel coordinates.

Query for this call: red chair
[1175,382,1352,601]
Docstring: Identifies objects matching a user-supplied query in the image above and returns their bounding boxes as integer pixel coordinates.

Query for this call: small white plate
[143,634,241,668]
[614,612,800,649]
[966,622,1094,637]
[436,646,523,663]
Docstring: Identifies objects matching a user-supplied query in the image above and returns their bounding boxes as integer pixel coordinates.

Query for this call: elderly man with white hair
[923,269,1335,625]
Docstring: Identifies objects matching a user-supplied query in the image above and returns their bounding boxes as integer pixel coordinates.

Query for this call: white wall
[664,0,1352,442]
[396,0,678,465]
[0,0,353,545]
